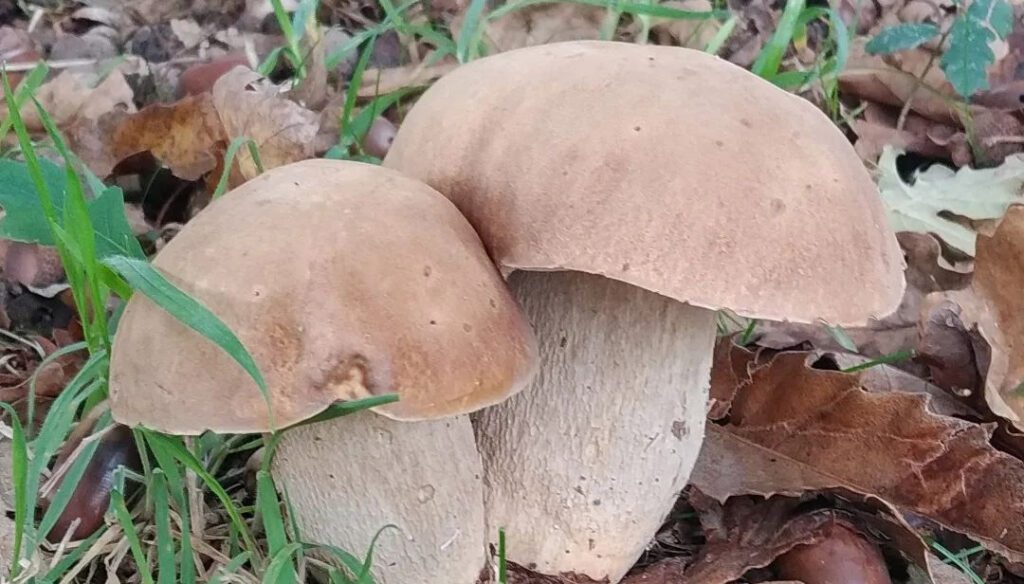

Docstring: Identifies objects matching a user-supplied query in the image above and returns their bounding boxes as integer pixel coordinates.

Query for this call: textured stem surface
[473,270,717,582]
[273,411,487,584]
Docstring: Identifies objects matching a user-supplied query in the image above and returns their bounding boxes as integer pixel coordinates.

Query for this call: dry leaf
[74,93,227,180]
[754,231,969,359]
[211,67,320,180]
[694,341,1024,564]
[357,59,459,98]
[288,20,329,110]
[650,0,721,49]
[839,39,962,125]
[876,147,1024,257]
[474,3,604,53]
[0,26,40,89]
[682,494,839,583]
[170,18,205,49]
[937,205,1024,431]
[4,70,135,133]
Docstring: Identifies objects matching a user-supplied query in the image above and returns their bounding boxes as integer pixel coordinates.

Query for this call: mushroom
[383,40,906,582]
[107,159,537,583]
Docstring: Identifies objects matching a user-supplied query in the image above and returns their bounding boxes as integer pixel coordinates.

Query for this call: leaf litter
[6,0,1024,583]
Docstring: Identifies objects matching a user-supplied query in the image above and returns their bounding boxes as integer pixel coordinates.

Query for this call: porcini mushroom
[107,159,537,583]
[383,40,906,582]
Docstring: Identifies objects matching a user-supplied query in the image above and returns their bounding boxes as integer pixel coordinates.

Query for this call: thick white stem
[273,411,487,584]
[473,270,717,582]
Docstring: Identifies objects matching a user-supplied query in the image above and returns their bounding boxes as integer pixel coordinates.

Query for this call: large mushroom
[107,159,537,583]
[383,40,906,582]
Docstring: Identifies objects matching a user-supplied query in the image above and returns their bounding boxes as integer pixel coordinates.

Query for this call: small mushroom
[107,159,537,583]
[384,41,905,582]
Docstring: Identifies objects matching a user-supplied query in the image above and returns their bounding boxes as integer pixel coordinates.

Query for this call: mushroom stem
[473,270,717,582]
[273,410,487,584]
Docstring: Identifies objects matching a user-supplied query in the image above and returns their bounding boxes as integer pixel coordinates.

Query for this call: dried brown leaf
[695,341,1024,564]
[0,26,40,89]
[936,204,1024,430]
[74,93,227,180]
[649,0,721,48]
[475,3,604,53]
[211,67,320,180]
[357,60,459,98]
[683,495,837,583]
[839,40,962,126]
[754,231,969,359]
[3,69,135,134]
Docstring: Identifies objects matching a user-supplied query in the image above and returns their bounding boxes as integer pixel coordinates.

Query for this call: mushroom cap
[108,159,537,434]
[383,41,906,326]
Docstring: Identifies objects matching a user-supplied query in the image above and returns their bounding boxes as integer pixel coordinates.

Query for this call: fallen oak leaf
[5,69,135,133]
[72,93,226,180]
[875,145,1024,257]
[211,66,320,180]
[839,39,963,125]
[694,341,1024,564]
[933,204,1024,431]
[357,59,459,98]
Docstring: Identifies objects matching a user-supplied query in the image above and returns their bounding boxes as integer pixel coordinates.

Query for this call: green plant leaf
[941,0,1012,97]
[941,14,995,96]
[0,158,66,243]
[968,0,1013,36]
[0,159,144,260]
[90,186,146,259]
[865,22,940,54]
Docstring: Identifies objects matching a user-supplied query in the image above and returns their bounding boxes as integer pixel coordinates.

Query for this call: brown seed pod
[43,420,141,543]
[178,54,251,97]
[774,522,893,584]
[361,116,398,159]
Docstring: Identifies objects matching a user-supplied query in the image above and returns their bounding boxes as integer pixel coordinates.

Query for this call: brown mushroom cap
[383,41,905,326]
[108,159,537,434]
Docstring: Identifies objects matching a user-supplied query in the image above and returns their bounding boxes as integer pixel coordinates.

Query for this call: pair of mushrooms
[108,41,904,583]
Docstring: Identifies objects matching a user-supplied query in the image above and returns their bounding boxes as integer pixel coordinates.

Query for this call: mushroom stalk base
[473,270,717,582]
[273,411,487,584]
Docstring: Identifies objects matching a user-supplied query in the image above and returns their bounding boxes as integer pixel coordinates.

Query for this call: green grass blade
[457,0,490,63]
[751,0,807,80]
[703,15,738,54]
[36,436,101,543]
[262,543,303,584]
[209,552,251,584]
[488,0,723,20]
[0,404,30,577]
[498,528,507,584]
[142,431,261,562]
[340,34,379,147]
[0,61,49,143]
[287,394,399,428]
[40,527,104,582]
[840,349,916,373]
[102,255,271,422]
[256,470,294,583]
[213,137,264,199]
[111,489,156,584]
[152,470,177,584]
[2,71,59,229]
